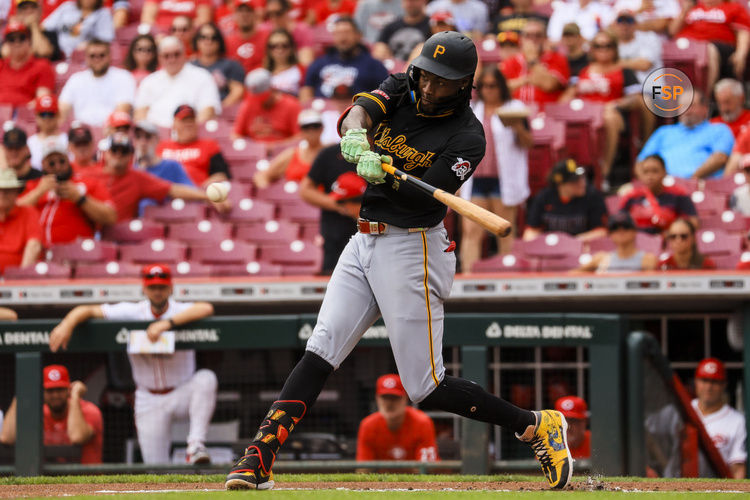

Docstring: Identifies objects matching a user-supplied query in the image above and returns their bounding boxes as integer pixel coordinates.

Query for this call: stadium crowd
[1,0,750,279]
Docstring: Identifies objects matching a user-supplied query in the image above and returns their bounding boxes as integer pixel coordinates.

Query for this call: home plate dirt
[1,479,750,497]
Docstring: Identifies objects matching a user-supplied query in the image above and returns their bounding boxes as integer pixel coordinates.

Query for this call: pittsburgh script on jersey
[374,125,436,171]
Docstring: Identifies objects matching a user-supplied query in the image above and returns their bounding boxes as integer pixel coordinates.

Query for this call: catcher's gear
[517,410,573,489]
[357,151,390,185]
[340,128,369,163]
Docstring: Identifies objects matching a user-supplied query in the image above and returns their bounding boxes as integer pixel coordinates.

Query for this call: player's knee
[193,369,218,393]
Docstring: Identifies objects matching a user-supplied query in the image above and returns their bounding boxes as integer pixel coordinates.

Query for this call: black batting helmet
[411,31,477,80]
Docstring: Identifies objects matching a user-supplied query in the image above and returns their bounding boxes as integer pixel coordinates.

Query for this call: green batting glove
[357,151,388,185]
[340,128,369,163]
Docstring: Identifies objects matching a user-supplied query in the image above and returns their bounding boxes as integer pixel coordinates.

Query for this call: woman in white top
[460,66,532,273]
[42,0,114,57]
[263,28,305,96]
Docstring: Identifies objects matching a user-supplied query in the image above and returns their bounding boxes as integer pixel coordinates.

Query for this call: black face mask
[406,65,472,117]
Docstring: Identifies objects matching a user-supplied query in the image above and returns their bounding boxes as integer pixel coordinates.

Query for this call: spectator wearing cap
[711,79,750,139]
[0,168,42,273]
[490,0,548,37]
[0,21,54,106]
[372,0,431,62]
[559,23,587,81]
[637,89,734,179]
[619,154,699,234]
[18,137,116,246]
[191,23,246,108]
[48,265,218,465]
[547,0,616,42]
[104,110,133,137]
[299,17,388,103]
[134,36,221,129]
[224,0,270,73]
[27,94,68,171]
[157,105,232,188]
[84,132,222,221]
[659,218,716,270]
[41,0,113,57]
[140,0,212,30]
[554,396,590,459]
[500,18,570,109]
[67,123,99,173]
[259,0,315,67]
[58,39,136,127]
[496,31,520,63]
[576,212,657,273]
[262,28,304,96]
[354,0,403,46]
[612,0,680,35]
[300,143,363,274]
[254,109,324,188]
[0,364,103,464]
[2,127,41,185]
[233,68,301,143]
[613,10,662,86]
[523,158,608,241]
[692,358,746,478]
[424,0,488,36]
[357,374,438,462]
[5,0,63,61]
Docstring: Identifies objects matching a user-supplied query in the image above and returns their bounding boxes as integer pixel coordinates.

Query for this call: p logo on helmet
[433,44,446,59]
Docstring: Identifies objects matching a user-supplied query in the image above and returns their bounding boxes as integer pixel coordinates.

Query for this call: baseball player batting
[226,31,573,490]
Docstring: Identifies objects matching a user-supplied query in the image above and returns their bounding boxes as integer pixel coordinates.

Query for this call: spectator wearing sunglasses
[224,0,270,73]
[613,10,662,85]
[27,94,68,171]
[140,0,212,30]
[169,16,195,57]
[67,123,99,174]
[263,28,304,96]
[233,68,301,143]
[659,218,716,270]
[59,39,136,127]
[191,23,246,108]
[0,21,54,107]
[124,34,158,88]
[259,0,315,67]
[41,0,113,57]
[559,24,587,82]
[6,0,64,61]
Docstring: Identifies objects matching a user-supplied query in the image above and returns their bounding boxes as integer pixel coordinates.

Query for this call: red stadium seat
[711,253,742,270]
[3,262,71,280]
[691,191,728,217]
[101,219,165,243]
[662,175,699,193]
[520,232,584,259]
[278,199,319,223]
[704,175,744,197]
[167,220,233,244]
[218,137,267,166]
[701,211,746,233]
[143,200,206,223]
[209,261,284,277]
[696,229,743,256]
[0,105,13,124]
[75,261,141,279]
[119,239,188,264]
[471,253,531,273]
[300,221,321,241]
[223,198,276,224]
[173,261,212,277]
[49,239,118,264]
[528,117,566,196]
[587,232,662,255]
[258,240,323,268]
[236,219,300,245]
[255,180,301,203]
[190,240,258,265]
[661,38,709,92]
[605,195,621,215]
[537,253,586,272]
[201,118,233,141]
[476,38,501,64]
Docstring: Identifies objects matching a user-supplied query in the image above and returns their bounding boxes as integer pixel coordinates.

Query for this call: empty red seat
[218,137,267,165]
[190,239,258,264]
[701,210,746,233]
[691,191,728,216]
[696,229,743,256]
[711,253,742,270]
[119,239,188,263]
[209,261,283,277]
[662,175,699,193]
[300,221,321,241]
[471,253,531,273]
[520,232,584,259]
[477,38,501,64]
[75,261,141,279]
[49,239,118,264]
[537,253,585,272]
[3,262,71,280]
[143,200,206,223]
[661,38,709,92]
[173,261,212,277]
[223,198,276,224]
[605,195,621,215]
[255,180,301,203]
[528,117,566,196]
[258,240,322,268]
[278,199,319,223]
[587,232,662,255]
[101,219,165,243]
[167,220,233,244]
[236,219,300,245]
[704,176,744,197]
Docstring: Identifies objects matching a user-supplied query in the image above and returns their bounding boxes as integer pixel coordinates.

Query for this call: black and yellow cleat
[517,410,573,489]
[225,447,275,490]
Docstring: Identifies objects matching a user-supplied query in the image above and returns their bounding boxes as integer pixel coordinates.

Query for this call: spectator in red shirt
[225,0,270,73]
[356,374,438,463]
[711,78,750,139]
[0,168,42,272]
[233,68,301,143]
[86,132,222,221]
[18,137,117,246]
[140,0,212,30]
[554,396,590,460]
[157,105,233,188]
[500,18,569,109]
[0,21,54,106]
[0,364,103,464]
[659,218,716,270]
[260,0,315,66]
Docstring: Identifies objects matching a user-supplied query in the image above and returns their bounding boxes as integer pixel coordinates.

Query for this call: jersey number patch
[451,158,471,181]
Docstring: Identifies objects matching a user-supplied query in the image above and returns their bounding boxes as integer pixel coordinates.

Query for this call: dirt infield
[2,478,749,497]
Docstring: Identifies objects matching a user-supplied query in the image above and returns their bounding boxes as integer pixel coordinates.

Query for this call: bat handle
[381,162,397,175]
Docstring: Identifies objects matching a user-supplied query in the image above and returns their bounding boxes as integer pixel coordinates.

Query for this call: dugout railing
[1,313,624,477]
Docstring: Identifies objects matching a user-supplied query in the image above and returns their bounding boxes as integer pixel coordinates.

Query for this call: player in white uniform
[692,358,746,479]
[49,264,218,464]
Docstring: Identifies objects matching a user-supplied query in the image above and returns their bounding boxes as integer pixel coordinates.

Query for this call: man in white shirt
[424,0,488,37]
[547,0,616,42]
[692,358,746,479]
[48,264,218,465]
[58,39,136,127]
[134,36,221,128]
[613,10,662,84]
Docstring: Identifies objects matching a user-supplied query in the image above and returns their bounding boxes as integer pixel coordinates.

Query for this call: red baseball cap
[555,395,588,420]
[695,357,726,381]
[142,263,173,286]
[35,94,58,114]
[4,20,29,37]
[107,110,133,129]
[43,365,71,389]
[376,374,406,397]
[235,0,261,7]
[330,171,366,202]
[174,104,196,120]
[429,11,455,27]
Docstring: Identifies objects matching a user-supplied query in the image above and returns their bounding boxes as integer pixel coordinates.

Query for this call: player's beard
[150,298,169,313]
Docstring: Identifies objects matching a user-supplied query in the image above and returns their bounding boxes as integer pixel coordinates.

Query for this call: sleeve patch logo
[451,158,471,180]
[372,89,390,100]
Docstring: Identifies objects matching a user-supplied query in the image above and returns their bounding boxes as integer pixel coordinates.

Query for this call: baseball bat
[381,163,512,237]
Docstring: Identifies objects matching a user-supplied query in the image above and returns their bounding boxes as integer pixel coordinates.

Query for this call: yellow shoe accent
[523,410,573,489]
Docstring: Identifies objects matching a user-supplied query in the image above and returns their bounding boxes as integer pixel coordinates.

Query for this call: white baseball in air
[206,182,229,202]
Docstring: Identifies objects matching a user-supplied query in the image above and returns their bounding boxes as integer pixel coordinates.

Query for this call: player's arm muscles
[340,105,373,135]
[339,75,404,135]
[730,462,746,479]
[168,302,214,327]
[67,382,95,444]
[49,305,105,352]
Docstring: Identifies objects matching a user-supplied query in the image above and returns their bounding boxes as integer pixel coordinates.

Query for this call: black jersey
[350,74,486,228]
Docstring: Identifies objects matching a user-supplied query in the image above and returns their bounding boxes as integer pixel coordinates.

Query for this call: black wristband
[168,318,176,329]
[76,195,87,206]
